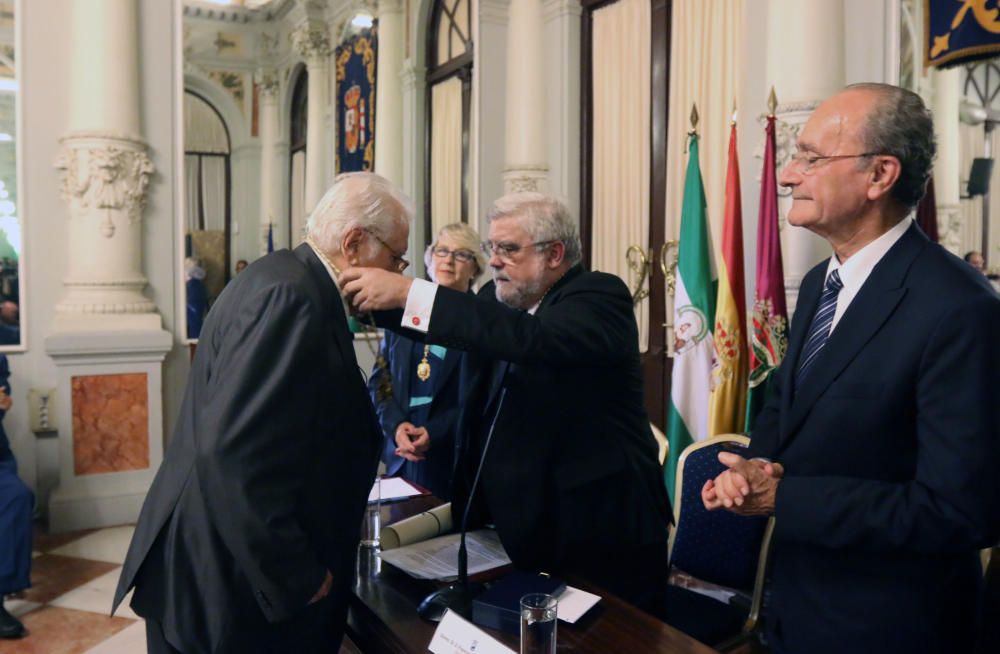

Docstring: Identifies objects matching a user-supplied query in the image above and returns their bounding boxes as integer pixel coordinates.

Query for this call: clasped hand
[340,267,412,312]
[701,453,784,516]
[395,422,430,462]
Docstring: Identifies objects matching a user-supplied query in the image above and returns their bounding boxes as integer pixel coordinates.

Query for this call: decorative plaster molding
[54,137,155,235]
[753,114,803,197]
[480,0,510,25]
[256,68,281,97]
[400,61,424,90]
[774,99,821,115]
[503,165,549,194]
[543,0,582,22]
[291,24,332,60]
[378,0,405,16]
[256,30,282,61]
[935,203,963,254]
[504,163,549,172]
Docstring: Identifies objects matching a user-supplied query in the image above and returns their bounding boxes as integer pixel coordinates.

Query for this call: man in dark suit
[343,193,672,611]
[703,84,1000,653]
[114,172,413,653]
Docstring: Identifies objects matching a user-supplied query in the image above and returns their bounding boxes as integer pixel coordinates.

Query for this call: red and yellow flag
[708,122,748,435]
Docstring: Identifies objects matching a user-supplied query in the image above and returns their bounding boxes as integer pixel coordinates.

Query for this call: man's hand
[701,454,782,516]
[0,388,13,412]
[395,422,430,462]
[308,570,333,604]
[340,267,413,312]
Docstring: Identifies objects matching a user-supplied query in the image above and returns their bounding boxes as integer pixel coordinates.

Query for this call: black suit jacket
[407,265,671,603]
[748,225,1000,653]
[113,244,381,652]
[368,330,463,498]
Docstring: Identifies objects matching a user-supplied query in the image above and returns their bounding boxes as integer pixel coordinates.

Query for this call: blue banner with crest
[335,25,378,173]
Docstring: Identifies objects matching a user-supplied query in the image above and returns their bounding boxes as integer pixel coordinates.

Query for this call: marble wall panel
[71,373,149,475]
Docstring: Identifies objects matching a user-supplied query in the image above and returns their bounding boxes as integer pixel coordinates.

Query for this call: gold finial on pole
[767,86,778,116]
[688,103,699,135]
[731,98,738,125]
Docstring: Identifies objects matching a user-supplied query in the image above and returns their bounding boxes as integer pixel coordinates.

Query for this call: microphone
[418,387,507,622]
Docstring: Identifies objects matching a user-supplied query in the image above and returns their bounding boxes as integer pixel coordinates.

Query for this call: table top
[348,495,718,654]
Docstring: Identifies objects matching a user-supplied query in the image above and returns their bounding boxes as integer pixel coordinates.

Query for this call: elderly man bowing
[115,173,412,654]
[703,84,1000,654]
[342,193,671,612]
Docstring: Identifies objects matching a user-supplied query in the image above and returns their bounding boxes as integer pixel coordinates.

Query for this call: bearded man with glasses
[342,193,672,614]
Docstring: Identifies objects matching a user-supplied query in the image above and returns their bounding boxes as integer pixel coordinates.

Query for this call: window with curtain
[426,0,473,243]
[184,91,231,310]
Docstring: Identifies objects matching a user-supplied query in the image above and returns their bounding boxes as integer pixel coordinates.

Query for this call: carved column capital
[292,25,332,62]
[54,132,155,236]
[255,68,281,99]
[503,165,550,194]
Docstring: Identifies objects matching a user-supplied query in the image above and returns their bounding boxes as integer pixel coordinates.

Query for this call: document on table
[369,477,423,503]
[378,529,511,580]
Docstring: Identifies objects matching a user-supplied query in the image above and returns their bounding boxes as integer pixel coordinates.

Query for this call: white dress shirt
[824,217,912,333]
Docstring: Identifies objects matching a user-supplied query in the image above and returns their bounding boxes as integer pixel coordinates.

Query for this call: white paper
[555,585,602,624]
[428,609,516,654]
[369,477,423,503]
[378,530,511,580]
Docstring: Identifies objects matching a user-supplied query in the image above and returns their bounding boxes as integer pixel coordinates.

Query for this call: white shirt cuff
[402,278,437,333]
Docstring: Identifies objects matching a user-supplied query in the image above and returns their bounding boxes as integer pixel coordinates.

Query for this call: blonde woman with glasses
[368,223,485,499]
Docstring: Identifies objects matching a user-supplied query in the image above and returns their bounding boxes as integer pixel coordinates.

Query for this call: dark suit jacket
[368,330,462,498]
[113,244,381,653]
[748,224,1000,654]
[402,265,671,604]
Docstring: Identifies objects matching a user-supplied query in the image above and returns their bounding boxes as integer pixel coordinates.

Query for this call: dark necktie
[795,269,844,388]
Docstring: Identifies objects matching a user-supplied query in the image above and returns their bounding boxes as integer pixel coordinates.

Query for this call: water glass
[520,593,557,654]
[361,477,381,548]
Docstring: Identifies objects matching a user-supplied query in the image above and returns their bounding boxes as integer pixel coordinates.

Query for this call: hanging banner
[335,25,378,173]
[925,0,1000,68]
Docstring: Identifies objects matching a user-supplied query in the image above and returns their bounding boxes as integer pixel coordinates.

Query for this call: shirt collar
[825,216,912,290]
[307,239,340,287]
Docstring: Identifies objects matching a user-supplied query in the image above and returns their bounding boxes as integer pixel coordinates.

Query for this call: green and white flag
[664,133,717,504]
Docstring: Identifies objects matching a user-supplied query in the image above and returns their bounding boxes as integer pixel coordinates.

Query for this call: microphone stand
[418,388,507,622]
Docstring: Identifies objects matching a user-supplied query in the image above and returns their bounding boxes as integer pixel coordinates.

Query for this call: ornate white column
[932,67,963,254]
[766,0,841,316]
[53,0,158,330]
[400,60,427,275]
[45,0,171,532]
[257,68,281,254]
[375,0,404,186]
[543,0,582,218]
[293,24,332,215]
[503,0,549,193]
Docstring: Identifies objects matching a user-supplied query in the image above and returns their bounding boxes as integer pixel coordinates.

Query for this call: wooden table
[347,496,718,653]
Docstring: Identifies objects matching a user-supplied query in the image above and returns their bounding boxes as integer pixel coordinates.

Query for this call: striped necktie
[795,269,844,389]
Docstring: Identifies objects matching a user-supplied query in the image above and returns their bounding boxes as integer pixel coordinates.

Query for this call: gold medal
[417,345,432,382]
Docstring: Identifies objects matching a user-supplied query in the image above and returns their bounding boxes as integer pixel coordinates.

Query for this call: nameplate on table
[429,609,516,654]
[556,585,601,623]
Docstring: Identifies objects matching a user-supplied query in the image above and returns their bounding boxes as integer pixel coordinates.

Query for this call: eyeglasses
[789,150,883,175]
[481,240,557,262]
[366,230,409,272]
[431,246,477,263]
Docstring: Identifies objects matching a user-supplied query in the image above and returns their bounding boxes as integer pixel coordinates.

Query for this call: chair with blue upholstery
[664,434,774,650]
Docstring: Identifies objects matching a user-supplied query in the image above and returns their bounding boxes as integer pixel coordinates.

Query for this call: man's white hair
[306,172,414,255]
[487,192,582,266]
